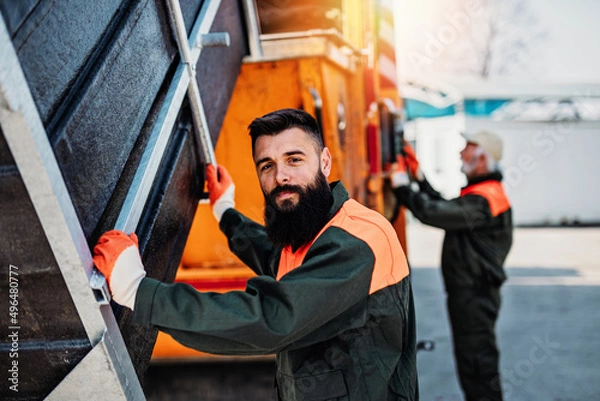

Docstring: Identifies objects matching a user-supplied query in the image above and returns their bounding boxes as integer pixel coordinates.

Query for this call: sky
[529,0,600,83]
[394,0,600,84]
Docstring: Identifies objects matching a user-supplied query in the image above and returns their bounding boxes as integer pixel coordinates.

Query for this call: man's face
[460,142,483,177]
[253,128,332,209]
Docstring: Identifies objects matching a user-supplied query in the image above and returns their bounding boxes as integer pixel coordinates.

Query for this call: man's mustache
[268,185,303,199]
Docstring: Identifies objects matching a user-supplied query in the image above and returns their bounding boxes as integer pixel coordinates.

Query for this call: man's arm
[132,229,374,355]
[416,176,444,200]
[393,186,493,231]
[389,146,492,231]
[219,208,276,277]
[206,164,275,276]
[391,140,442,200]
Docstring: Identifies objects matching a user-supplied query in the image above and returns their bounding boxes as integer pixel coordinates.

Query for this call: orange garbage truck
[152,0,408,362]
[0,0,407,397]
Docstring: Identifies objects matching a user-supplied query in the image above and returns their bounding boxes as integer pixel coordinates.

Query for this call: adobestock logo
[503,118,575,190]
[492,333,561,397]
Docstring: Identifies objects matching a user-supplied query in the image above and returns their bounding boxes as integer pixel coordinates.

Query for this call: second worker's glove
[390,157,410,188]
[93,230,146,310]
[206,164,235,222]
[401,140,423,181]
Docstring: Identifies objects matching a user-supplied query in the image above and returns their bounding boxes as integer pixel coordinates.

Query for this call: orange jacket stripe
[460,181,511,217]
[277,199,409,294]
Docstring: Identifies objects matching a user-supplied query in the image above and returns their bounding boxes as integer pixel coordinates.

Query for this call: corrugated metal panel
[0,0,248,398]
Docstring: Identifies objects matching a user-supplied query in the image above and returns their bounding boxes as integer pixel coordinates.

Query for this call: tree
[401,0,547,80]
[461,0,547,78]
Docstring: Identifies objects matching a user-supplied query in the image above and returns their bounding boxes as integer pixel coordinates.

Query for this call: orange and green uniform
[393,171,512,401]
[133,181,419,400]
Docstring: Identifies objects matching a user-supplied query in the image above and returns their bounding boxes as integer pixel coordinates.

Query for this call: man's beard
[461,159,476,176]
[461,155,480,177]
[264,171,333,250]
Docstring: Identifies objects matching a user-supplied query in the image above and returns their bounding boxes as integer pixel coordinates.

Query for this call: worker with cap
[390,130,513,401]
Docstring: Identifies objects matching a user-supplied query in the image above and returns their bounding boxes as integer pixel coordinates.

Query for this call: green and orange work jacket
[393,172,513,289]
[133,181,419,400]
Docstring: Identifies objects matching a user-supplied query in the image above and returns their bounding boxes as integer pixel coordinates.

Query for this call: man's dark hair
[248,108,324,155]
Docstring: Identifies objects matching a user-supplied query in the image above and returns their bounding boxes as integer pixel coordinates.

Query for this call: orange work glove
[93,230,146,310]
[390,156,410,188]
[206,164,235,222]
[401,141,423,181]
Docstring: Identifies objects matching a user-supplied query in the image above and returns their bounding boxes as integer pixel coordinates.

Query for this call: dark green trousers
[447,286,503,401]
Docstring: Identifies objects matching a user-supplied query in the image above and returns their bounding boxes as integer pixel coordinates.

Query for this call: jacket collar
[465,171,503,187]
[328,181,350,220]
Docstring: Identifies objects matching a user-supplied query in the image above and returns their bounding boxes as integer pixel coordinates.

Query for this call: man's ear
[321,147,332,177]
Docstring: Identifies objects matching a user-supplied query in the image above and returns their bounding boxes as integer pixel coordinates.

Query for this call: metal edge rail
[0,16,144,400]
[114,0,223,234]
[91,0,228,301]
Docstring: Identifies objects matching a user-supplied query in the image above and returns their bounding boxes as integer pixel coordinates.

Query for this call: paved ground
[145,224,600,400]
[407,224,600,401]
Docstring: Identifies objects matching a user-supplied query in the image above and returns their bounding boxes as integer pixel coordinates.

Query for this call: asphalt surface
[408,224,600,401]
[144,225,600,400]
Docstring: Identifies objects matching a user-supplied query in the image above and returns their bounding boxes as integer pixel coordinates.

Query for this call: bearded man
[93,108,419,401]
[390,131,513,401]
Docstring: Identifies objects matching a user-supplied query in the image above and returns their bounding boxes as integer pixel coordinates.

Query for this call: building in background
[399,80,600,226]
[394,0,600,226]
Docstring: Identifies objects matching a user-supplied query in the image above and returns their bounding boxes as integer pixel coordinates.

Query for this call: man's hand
[93,230,146,310]
[206,164,235,222]
[390,157,410,188]
[401,141,423,181]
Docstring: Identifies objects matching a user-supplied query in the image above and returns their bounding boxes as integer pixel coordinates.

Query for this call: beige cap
[461,130,503,162]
